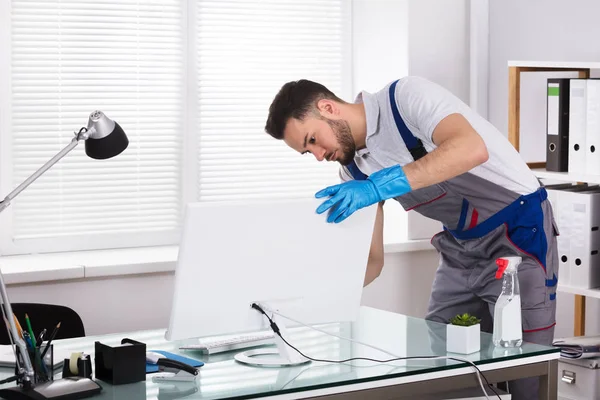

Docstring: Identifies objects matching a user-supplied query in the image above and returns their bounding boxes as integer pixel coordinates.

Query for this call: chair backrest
[0,303,85,345]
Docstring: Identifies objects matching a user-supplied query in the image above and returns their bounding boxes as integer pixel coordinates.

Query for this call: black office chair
[0,303,85,345]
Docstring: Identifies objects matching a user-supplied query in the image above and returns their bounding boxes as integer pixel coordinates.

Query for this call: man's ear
[316,99,338,118]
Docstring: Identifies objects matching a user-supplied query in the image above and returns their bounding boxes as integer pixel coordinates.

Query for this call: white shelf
[558,284,600,300]
[508,60,600,69]
[532,168,600,185]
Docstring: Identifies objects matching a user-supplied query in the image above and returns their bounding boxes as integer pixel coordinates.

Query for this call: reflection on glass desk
[0,307,560,400]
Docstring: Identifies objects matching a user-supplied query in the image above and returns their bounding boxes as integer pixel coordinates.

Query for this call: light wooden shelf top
[508,60,600,69]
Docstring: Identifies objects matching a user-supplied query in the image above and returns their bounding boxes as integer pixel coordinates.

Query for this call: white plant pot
[446,324,481,354]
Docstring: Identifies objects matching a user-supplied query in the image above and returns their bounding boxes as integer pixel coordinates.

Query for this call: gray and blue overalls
[345,80,558,400]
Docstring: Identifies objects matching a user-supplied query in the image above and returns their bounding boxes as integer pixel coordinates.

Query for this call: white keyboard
[179,331,275,354]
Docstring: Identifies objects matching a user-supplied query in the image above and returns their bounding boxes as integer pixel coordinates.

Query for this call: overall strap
[389,80,428,161]
[346,79,428,180]
[346,161,368,181]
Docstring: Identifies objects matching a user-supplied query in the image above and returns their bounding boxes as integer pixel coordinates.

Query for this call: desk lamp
[0,111,128,399]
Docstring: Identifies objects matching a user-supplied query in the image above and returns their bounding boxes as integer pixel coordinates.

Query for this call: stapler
[146,352,199,382]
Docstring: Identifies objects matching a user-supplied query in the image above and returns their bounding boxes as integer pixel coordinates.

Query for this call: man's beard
[325,118,356,166]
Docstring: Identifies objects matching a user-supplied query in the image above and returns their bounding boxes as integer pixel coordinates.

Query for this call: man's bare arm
[403,113,489,190]
[364,202,384,287]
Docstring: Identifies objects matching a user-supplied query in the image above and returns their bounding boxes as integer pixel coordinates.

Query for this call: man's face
[283,112,356,166]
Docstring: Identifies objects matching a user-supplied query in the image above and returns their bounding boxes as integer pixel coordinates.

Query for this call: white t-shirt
[342,76,540,196]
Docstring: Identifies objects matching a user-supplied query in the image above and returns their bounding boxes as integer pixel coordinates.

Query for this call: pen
[12,314,24,339]
[3,316,20,341]
[41,322,61,359]
[23,331,33,349]
[24,314,37,348]
[37,328,47,345]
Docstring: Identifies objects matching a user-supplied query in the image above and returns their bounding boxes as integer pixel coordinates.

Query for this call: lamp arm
[0,135,82,385]
[0,137,81,214]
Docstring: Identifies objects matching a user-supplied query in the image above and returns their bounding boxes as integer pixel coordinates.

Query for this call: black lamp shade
[85,121,129,160]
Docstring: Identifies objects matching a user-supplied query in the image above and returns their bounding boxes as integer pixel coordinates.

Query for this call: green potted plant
[446,313,481,354]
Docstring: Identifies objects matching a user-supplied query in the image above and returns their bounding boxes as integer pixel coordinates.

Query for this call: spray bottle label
[500,296,522,341]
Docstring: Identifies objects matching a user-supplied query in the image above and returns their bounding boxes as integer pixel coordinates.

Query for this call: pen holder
[15,344,54,385]
[62,352,92,379]
[94,338,146,385]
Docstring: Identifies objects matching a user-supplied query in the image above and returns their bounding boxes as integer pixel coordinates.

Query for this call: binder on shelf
[546,183,581,211]
[587,80,600,175]
[546,79,570,172]
[547,184,596,287]
[566,187,600,289]
[569,79,588,174]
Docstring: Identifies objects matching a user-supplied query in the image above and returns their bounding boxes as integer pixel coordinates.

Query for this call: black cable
[0,375,18,385]
[251,303,501,400]
[75,127,88,140]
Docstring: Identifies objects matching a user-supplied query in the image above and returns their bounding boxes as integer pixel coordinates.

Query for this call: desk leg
[539,359,558,400]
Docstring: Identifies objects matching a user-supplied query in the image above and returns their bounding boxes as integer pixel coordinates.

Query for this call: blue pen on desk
[23,332,33,349]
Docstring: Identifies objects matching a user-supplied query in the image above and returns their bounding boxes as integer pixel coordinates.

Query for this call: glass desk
[0,307,559,399]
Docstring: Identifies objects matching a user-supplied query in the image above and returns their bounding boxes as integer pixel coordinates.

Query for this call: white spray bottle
[492,256,523,348]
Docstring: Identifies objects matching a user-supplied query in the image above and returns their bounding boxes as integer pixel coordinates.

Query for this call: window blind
[2,0,352,256]
[195,0,350,201]
[4,0,184,254]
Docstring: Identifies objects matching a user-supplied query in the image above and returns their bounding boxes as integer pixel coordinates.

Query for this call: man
[264,76,557,400]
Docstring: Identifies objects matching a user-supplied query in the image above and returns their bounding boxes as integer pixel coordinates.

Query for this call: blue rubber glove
[315,165,412,223]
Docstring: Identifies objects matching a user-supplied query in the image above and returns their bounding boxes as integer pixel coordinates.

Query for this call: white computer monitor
[165,198,377,366]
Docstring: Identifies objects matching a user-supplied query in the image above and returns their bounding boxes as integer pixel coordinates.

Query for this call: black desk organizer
[14,344,54,385]
[94,338,146,385]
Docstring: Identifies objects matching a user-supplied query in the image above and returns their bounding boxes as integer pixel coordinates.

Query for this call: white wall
[352,0,470,105]
[4,0,470,336]
[7,273,175,335]
[351,0,409,94]
[409,0,470,103]
[488,0,600,338]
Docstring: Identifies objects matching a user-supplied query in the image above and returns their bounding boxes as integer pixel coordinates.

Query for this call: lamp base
[0,377,102,400]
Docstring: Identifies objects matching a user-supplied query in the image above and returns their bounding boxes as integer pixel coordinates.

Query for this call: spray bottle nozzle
[495,256,522,279]
[495,258,509,279]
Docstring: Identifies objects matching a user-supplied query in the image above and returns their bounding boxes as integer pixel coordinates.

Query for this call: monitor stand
[234,313,311,368]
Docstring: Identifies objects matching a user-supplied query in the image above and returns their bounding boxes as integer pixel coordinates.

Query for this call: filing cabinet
[558,358,600,400]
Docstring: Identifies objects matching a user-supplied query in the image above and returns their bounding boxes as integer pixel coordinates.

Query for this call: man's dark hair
[265,80,345,140]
